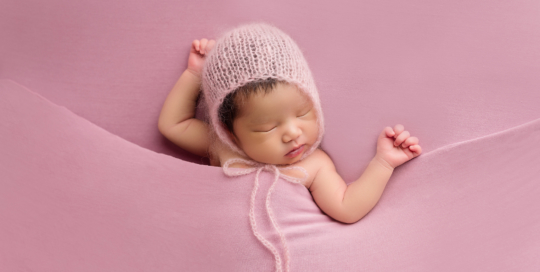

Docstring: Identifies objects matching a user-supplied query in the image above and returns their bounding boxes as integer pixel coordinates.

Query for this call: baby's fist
[187,38,216,78]
[375,124,422,169]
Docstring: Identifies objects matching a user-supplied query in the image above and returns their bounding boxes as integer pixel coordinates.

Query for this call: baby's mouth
[285,144,305,158]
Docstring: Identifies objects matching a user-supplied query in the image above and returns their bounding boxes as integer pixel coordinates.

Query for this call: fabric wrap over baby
[201,22,326,272]
[201,22,325,162]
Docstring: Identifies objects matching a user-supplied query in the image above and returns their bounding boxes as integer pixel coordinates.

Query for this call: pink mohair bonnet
[201,22,325,163]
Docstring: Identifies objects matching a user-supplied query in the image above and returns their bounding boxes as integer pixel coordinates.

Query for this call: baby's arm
[309,125,422,224]
[158,39,215,157]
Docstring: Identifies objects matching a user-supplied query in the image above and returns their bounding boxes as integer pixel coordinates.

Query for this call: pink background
[2,0,539,175]
[1,0,539,271]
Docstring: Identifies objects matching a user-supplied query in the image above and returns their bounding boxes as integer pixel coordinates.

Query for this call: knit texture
[201,22,324,162]
[222,158,308,272]
[201,22,325,272]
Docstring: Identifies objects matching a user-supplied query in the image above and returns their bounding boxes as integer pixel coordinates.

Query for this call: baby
[158,22,421,270]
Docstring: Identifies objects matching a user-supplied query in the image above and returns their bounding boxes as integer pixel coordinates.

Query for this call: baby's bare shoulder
[306,149,335,168]
[294,148,335,188]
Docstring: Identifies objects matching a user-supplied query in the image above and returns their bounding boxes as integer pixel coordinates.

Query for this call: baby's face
[229,83,319,165]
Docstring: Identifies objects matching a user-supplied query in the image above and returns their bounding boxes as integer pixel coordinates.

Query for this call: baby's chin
[246,150,307,166]
[246,157,296,166]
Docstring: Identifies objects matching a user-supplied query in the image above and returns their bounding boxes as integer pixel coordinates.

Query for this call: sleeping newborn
[158,22,422,271]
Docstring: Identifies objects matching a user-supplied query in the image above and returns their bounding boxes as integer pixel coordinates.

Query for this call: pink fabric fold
[222,158,308,272]
[2,1,540,270]
[1,79,539,271]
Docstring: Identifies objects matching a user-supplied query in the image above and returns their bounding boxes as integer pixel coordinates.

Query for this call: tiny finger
[394,124,404,135]
[386,127,395,137]
[402,136,418,148]
[200,38,208,54]
[394,130,410,146]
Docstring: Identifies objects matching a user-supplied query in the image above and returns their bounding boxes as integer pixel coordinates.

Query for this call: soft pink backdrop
[2,0,539,178]
[1,0,539,271]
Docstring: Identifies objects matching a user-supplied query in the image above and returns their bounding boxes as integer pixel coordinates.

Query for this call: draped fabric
[1,79,539,271]
[2,0,540,271]
[222,158,308,272]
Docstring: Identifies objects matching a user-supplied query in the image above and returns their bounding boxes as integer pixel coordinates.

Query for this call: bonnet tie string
[222,158,309,272]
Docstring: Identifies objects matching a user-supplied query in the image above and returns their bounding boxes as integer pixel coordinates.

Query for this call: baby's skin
[158,38,423,224]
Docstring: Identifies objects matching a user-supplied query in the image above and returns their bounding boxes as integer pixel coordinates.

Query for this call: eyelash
[260,127,276,133]
[255,109,312,132]
[299,110,310,117]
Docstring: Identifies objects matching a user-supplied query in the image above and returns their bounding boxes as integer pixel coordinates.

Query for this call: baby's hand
[187,38,216,78]
[375,124,422,169]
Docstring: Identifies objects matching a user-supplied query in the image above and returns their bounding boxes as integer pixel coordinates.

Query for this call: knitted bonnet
[201,22,324,162]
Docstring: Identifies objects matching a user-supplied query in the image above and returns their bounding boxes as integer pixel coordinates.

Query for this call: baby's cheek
[245,135,273,153]
[307,122,319,140]
[250,134,273,145]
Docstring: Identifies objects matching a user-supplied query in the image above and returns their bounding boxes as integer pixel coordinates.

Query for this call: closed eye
[298,108,312,117]
[254,126,276,133]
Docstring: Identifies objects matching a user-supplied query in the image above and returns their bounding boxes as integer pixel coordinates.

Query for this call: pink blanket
[2,0,540,270]
[1,79,539,270]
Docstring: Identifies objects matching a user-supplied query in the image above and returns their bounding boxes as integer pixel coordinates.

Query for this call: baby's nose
[283,123,301,142]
